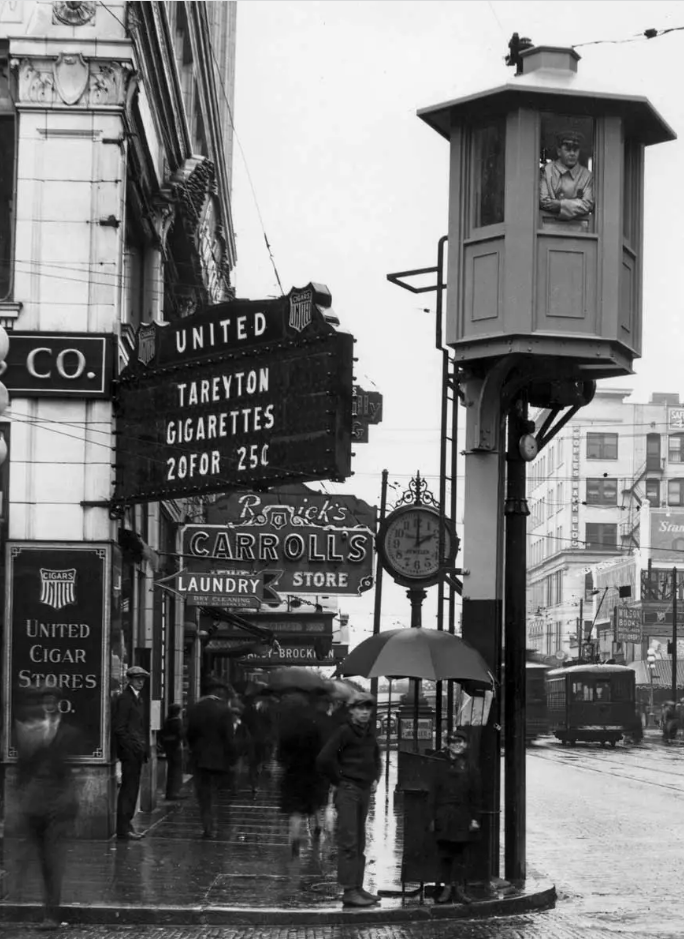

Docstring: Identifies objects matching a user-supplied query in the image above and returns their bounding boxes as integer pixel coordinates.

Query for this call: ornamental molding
[10,55,134,108]
[52,1,96,26]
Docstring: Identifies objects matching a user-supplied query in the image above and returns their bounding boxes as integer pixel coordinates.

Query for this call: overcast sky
[230,1,684,643]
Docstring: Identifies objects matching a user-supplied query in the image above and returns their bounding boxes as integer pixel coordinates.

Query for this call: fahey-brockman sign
[113,285,354,503]
[179,487,377,601]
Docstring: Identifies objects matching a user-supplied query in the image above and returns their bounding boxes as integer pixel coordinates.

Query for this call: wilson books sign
[114,285,354,503]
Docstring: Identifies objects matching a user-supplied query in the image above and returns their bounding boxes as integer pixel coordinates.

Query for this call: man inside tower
[540,129,595,220]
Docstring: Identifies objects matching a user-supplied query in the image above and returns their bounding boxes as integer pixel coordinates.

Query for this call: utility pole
[672,567,678,706]
[577,598,583,662]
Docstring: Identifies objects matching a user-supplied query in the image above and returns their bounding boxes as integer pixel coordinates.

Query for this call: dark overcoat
[186,695,236,773]
[427,751,481,842]
[112,686,148,762]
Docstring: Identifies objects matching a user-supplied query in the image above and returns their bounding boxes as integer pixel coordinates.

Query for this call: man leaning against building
[112,665,150,840]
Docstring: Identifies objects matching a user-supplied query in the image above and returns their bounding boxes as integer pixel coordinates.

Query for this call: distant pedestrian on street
[186,677,237,839]
[316,690,382,908]
[428,729,481,905]
[159,703,185,800]
[112,665,150,840]
[277,690,333,856]
[14,685,81,930]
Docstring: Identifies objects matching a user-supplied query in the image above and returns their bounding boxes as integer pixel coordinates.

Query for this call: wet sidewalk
[0,753,554,926]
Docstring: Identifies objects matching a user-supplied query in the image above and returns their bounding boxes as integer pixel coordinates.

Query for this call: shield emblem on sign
[137,323,157,367]
[40,569,77,610]
[289,288,313,333]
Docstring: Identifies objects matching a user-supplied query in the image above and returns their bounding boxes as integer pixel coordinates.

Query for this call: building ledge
[0,301,22,329]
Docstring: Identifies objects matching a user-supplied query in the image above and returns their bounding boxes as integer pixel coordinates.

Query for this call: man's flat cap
[126,665,150,678]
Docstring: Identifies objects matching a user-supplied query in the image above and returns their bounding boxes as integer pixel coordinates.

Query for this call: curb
[0,882,556,926]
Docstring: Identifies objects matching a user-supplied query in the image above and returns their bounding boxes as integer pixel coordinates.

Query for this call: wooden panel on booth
[535,236,597,330]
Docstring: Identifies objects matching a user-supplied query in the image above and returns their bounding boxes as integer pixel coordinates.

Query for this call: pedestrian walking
[112,665,150,840]
[186,677,237,839]
[316,689,382,908]
[159,703,185,800]
[14,685,81,930]
[276,690,332,856]
[427,729,481,905]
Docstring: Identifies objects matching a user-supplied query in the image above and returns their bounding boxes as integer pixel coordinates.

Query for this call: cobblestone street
[2,733,684,938]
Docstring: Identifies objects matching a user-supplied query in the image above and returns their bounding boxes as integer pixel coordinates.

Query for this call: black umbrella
[338,627,493,685]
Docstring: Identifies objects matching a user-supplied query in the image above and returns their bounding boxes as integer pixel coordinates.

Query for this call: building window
[585,523,618,551]
[645,479,660,505]
[586,433,618,460]
[122,219,146,330]
[472,120,505,229]
[647,433,661,471]
[540,113,595,232]
[586,478,618,505]
[668,434,684,463]
[668,479,684,507]
[622,140,641,246]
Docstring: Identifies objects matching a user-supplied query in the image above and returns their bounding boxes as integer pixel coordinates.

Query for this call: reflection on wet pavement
[0,760,406,911]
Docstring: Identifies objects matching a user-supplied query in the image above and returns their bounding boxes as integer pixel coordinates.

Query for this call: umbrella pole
[413,679,419,753]
[386,678,392,778]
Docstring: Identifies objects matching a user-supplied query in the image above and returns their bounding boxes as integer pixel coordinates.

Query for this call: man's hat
[349,691,376,707]
[126,665,150,679]
[445,729,468,743]
[556,129,584,147]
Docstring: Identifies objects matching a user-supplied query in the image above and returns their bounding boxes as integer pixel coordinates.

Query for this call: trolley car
[525,660,551,743]
[546,664,636,747]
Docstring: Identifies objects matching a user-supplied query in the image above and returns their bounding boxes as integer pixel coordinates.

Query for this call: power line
[205,23,284,297]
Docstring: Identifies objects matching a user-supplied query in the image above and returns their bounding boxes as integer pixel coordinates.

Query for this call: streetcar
[525,660,551,743]
[545,664,636,747]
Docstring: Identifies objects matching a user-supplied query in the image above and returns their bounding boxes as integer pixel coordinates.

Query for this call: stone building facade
[527,389,684,667]
[0,0,237,836]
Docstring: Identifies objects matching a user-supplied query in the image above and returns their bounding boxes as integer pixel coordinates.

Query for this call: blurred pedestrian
[112,665,150,840]
[277,690,332,856]
[159,703,185,800]
[663,701,679,743]
[428,729,481,905]
[14,686,81,930]
[316,690,382,908]
[186,677,237,839]
[238,685,275,798]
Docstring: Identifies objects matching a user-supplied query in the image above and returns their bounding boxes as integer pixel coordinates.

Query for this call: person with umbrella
[316,690,382,908]
[427,729,481,905]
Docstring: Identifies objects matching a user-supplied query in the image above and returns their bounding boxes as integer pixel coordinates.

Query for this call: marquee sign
[3,542,111,762]
[180,489,377,597]
[126,284,337,372]
[114,331,354,503]
[200,611,335,639]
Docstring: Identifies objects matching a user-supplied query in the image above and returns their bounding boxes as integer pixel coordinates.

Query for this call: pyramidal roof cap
[417,45,676,147]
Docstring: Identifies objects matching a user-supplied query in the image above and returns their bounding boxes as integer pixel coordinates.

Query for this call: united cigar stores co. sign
[179,488,377,603]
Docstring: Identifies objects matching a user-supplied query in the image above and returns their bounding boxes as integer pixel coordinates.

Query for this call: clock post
[375,473,458,757]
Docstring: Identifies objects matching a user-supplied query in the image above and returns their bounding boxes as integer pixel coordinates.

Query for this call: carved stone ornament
[53,53,89,105]
[52,1,96,26]
[11,56,134,107]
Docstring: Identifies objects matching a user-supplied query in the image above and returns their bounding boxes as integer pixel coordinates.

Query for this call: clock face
[518,434,539,461]
[381,508,452,581]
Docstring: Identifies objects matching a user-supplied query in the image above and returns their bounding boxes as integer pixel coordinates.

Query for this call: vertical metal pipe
[436,235,449,748]
[504,402,530,884]
[370,469,389,702]
[672,567,678,705]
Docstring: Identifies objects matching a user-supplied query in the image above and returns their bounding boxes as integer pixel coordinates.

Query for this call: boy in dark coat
[428,729,481,904]
[316,690,382,908]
